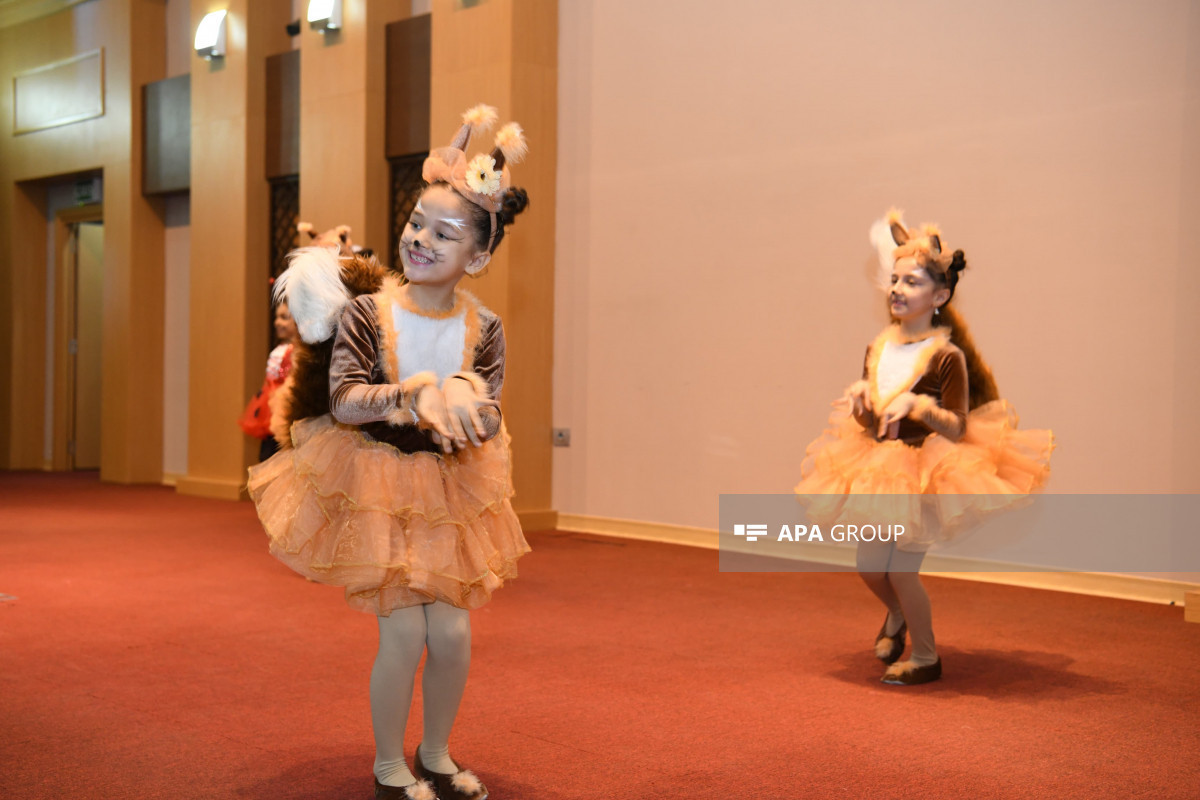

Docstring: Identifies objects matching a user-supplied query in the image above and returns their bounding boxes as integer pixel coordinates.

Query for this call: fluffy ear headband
[421,104,528,250]
[868,209,961,291]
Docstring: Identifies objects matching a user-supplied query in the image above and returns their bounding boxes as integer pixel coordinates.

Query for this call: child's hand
[845,380,872,416]
[877,392,918,439]
[442,376,500,450]
[413,385,456,451]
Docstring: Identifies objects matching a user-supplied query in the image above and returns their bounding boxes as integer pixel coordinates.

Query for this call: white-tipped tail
[272,246,351,343]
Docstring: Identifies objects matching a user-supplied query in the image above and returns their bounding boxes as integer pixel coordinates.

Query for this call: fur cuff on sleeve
[444,371,490,397]
[384,371,438,427]
[909,394,938,419]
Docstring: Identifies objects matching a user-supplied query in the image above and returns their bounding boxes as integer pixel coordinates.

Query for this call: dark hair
[428,181,529,254]
[925,249,1000,409]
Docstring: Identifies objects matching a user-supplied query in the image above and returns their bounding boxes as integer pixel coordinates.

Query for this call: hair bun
[949,249,967,273]
[498,187,529,225]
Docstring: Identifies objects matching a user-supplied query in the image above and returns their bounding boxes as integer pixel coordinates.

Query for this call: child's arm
[441,316,505,446]
[909,348,968,441]
[328,296,445,433]
[849,346,876,430]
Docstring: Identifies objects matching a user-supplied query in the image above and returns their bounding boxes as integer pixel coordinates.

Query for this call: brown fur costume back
[270,253,388,447]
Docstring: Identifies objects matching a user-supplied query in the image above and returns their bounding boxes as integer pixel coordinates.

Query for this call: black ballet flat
[374,777,437,800]
[414,745,489,800]
[874,617,907,664]
[881,658,942,686]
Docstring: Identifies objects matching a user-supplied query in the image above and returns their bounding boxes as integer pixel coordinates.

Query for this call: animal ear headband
[296,222,372,257]
[421,104,528,252]
[867,209,954,292]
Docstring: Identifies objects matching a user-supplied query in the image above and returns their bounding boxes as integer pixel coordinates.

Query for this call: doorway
[52,206,104,471]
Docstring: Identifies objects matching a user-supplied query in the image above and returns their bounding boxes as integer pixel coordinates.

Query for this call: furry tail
[273,246,351,344]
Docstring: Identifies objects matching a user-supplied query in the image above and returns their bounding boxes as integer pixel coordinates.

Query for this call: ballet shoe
[881,658,942,686]
[414,744,488,800]
[374,777,438,800]
[874,617,907,664]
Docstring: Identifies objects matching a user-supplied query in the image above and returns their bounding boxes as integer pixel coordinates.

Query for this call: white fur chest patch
[391,301,468,381]
[876,339,937,401]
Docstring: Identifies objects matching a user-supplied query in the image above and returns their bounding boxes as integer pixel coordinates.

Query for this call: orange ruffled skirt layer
[248,414,530,615]
[794,400,1054,550]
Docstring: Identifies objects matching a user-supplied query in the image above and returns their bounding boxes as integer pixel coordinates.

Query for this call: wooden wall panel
[143,73,190,194]
[13,49,105,134]
[0,0,167,480]
[430,0,557,517]
[385,14,431,158]
[177,0,291,500]
[265,50,299,179]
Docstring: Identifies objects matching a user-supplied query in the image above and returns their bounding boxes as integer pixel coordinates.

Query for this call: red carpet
[2,471,1198,799]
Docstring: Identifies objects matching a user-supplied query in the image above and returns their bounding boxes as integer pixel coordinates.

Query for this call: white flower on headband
[465,154,502,196]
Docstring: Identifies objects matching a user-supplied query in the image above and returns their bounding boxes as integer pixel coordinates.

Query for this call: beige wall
[554,0,1200,532]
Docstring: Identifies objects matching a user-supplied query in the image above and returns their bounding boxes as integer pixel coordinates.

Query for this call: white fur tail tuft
[272,246,351,343]
[868,217,897,292]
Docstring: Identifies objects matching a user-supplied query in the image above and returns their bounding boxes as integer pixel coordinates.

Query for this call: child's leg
[417,600,471,774]
[856,539,905,635]
[886,548,937,666]
[372,605,428,787]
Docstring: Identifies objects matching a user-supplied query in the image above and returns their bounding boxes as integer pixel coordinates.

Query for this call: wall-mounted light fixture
[307,0,342,33]
[194,10,228,60]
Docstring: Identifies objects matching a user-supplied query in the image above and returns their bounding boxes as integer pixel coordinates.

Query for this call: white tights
[856,539,937,666]
[371,601,471,787]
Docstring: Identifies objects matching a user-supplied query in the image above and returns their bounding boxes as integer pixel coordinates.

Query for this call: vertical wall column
[430,0,557,527]
[101,0,168,482]
[299,0,410,253]
[178,0,289,499]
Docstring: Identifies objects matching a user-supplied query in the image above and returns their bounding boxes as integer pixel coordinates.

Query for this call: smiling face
[398,184,491,291]
[888,257,950,323]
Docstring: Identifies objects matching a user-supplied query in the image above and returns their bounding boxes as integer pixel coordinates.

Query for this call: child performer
[249,105,532,800]
[794,211,1053,686]
[238,301,297,461]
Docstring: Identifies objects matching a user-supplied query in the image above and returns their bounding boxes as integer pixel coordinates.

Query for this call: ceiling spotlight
[194,10,228,60]
[307,0,342,33]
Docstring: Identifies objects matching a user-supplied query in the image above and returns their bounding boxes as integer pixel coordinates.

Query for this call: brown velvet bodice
[329,288,505,454]
[853,328,968,446]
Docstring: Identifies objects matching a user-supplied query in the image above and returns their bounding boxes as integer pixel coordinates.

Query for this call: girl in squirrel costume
[794,211,1053,686]
[248,105,531,800]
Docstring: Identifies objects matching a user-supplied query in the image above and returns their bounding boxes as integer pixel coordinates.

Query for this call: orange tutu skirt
[794,400,1054,550]
[247,414,530,615]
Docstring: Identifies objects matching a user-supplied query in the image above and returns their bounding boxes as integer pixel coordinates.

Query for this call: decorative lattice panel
[268,176,300,349]
[269,176,300,280]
